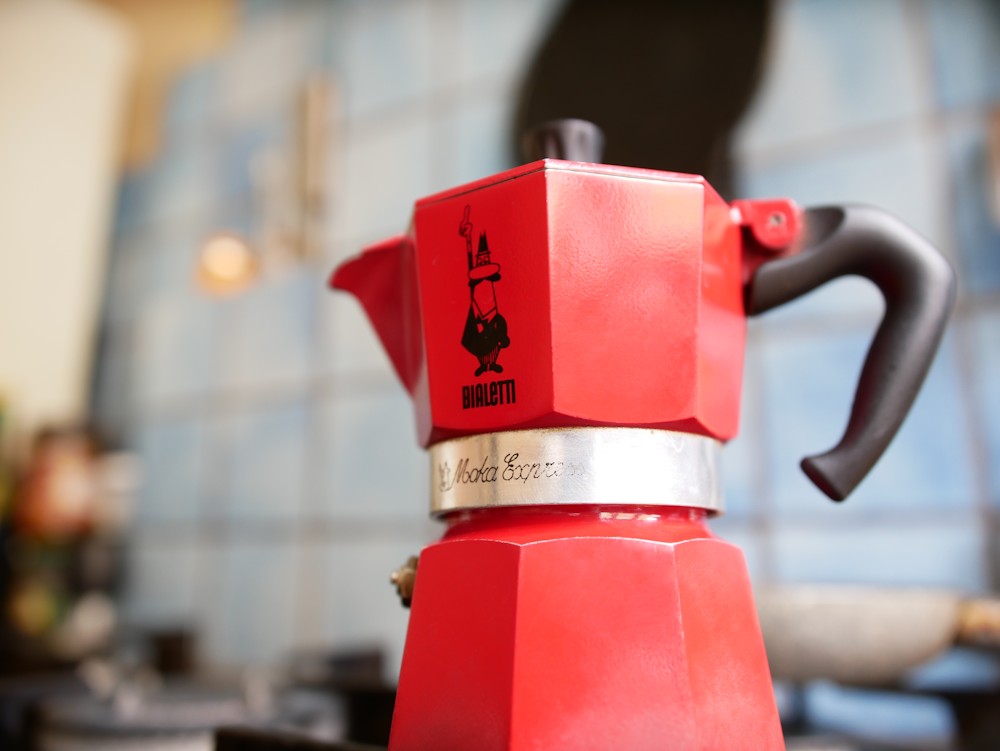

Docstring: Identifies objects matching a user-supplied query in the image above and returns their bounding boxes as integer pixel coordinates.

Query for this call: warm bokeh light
[195,233,257,295]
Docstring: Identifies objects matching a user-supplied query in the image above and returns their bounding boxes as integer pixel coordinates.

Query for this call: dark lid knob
[521,119,605,163]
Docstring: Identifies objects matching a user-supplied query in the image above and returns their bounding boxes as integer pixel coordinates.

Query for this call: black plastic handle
[747,205,956,501]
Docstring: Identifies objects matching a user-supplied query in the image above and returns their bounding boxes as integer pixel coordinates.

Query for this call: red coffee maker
[330,120,955,750]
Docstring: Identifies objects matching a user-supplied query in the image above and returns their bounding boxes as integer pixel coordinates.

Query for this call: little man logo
[459,205,510,376]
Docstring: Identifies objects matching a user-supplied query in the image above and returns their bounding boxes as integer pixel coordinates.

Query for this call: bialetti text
[462,379,515,409]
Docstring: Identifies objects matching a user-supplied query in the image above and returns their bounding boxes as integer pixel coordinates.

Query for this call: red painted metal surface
[331,161,799,750]
[331,160,800,447]
[390,507,783,751]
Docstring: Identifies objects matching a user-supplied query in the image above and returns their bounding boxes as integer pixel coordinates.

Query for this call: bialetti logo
[458,206,517,409]
[462,379,515,409]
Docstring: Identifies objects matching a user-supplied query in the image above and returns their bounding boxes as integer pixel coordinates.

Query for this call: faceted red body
[331,161,801,751]
[390,507,784,751]
[331,160,801,448]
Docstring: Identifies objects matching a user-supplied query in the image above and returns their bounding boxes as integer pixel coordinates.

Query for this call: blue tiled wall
[715,0,1000,740]
[720,0,1000,594]
[96,0,563,677]
[93,0,1000,743]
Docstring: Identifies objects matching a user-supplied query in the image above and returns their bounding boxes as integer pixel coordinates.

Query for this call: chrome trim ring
[429,427,723,516]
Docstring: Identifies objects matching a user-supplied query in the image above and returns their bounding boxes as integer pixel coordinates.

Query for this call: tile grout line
[904,0,961,264]
[735,102,993,175]
[190,278,233,654]
[745,322,777,584]
[953,315,1000,590]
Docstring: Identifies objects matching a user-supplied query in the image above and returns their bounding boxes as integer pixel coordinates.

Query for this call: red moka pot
[331,121,955,750]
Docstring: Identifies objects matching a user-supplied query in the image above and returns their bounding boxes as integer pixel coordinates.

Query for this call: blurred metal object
[429,427,723,515]
[390,557,418,608]
[297,74,333,261]
[988,106,1000,226]
[33,679,345,751]
[289,648,385,691]
[783,739,858,751]
[215,726,382,751]
[36,688,246,750]
[286,648,392,746]
[957,597,1000,648]
[77,658,120,700]
[49,591,117,660]
[196,75,335,297]
[255,73,335,266]
[758,586,1000,688]
[756,585,963,685]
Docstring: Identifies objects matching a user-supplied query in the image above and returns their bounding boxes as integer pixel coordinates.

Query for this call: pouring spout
[329,233,423,394]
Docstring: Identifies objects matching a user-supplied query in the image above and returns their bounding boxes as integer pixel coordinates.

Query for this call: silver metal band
[429,427,724,516]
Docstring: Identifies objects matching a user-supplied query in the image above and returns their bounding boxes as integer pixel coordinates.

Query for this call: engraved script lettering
[437,450,586,493]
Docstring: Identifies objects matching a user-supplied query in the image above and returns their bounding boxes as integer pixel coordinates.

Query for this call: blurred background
[1,0,999,748]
